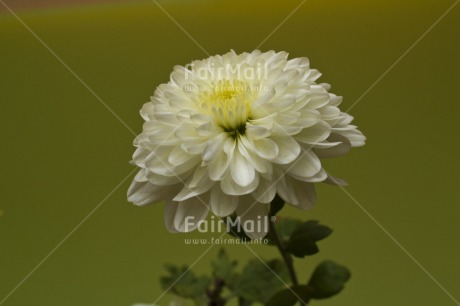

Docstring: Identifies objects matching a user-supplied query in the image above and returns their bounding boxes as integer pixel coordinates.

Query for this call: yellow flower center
[198,79,253,133]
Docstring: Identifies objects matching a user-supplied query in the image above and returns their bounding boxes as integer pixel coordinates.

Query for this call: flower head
[128,50,365,239]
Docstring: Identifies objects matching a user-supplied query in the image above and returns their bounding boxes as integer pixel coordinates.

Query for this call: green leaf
[211,249,238,287]
[268,261,351,304]
[266,217,304,246]
[270,194,285,216]
[266,285,311,306]
[307,260,351,299]
[160,265,211,301]
[232,259,290,303]
[285,220,333,257]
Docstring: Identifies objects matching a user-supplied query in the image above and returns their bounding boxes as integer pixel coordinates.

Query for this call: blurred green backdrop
[1,0,459,305]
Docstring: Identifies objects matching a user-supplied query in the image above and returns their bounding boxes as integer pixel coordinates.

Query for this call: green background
[1,0,459,305]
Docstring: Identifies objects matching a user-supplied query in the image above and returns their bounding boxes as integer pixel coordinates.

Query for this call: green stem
[207,278,225,306]
[269,218,299,286]
[269,195,308,306]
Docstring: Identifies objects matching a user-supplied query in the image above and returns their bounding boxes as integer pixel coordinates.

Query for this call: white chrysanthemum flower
[128,50,365,239]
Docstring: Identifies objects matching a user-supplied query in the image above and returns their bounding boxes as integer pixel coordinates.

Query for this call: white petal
[174,124,198,139]
[306,141,342,149]
[276,173,300,206]
[319,106,340,120]
[314,133,351,158]
[196,122,218,137]
[173,179,214,202]
[169,97,193,110]
[164,201,179,233]
[276,174,316,209]
[238,137,271,174]
[319,83,331,91]
[180,140,207,155]
[202,133,228,163]
[236,199,269,240]
[286,57,309,69]
[168,145,194,166]
[245,123,270,139]
[274,70,299,92]
[271,136,301,164]
[230,144,255,187]
[295,121,331,144]
[251,138,279,160]
[249,113,276,130]
[297,109,320,128]
[302,69,322,83]
[336,129,366,147]
[133,168,148,182]
[132,147,151,166]
[144,146,174,174]
[146,171,181,186]
[220,171,259,195]
[169,156,200,176]
[329,94,343,107]
[272,122,303,135]
[153,111,177,123]
[127,180,158,206]
[290,167,327,183]
[127,180,179,206]
[174,197,210,232]
[190,113,213,125]
[140,102,155,121]
[210,185,239,217]
[288,149,322,178]
[273,94,297,110]
[188,165,208,188]
[223,136,237,155]
[208,152,230,181]
[251,178,276,203]
[307,93,330,109]
[170,66,188,87]
[292,180,316,210]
